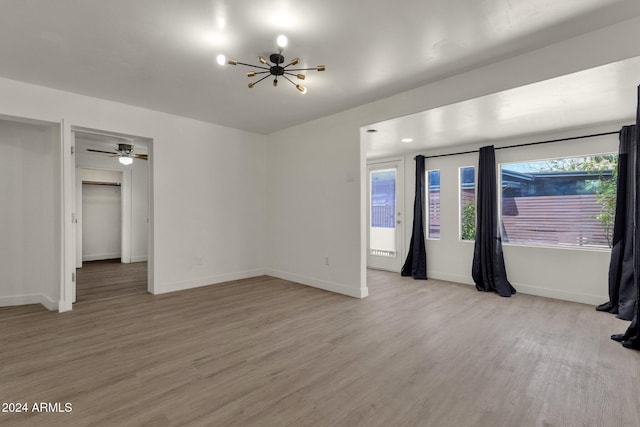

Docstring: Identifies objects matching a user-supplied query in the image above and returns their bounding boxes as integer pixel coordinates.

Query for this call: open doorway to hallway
[73,128,152,304]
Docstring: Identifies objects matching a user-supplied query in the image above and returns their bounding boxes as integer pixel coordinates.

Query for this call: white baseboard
[157,269,266,294]
[266,269,368,298]
[428,271,606,306]
[130,256,148,263]
[0,294,58,311]
[510,283,606,306]
[428,271,474,286]
[83,253,121,262]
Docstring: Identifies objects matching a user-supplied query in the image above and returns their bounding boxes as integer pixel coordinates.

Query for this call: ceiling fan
[86,143,147,165]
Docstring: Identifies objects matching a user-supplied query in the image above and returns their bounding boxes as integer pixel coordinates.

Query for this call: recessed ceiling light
[401,138,413,143]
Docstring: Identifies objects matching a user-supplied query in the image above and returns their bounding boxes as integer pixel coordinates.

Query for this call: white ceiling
[0,0,639,135]
[366,56,640,158]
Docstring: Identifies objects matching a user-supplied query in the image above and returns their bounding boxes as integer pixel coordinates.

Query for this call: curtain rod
[418,130,620,160]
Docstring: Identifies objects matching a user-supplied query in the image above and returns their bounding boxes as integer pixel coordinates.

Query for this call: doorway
[367,160,404,272]
[72,128,152,304]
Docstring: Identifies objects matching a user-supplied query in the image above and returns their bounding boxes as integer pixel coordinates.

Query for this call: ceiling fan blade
[86,148,118,155]
[133,154,148,160]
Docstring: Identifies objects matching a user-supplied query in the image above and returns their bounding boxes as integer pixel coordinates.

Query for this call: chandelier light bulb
[276,34,288,48]
[296,84,307,94]
[216,54,226,66]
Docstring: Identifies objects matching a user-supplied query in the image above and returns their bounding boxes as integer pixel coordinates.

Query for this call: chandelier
[217,35,325,94]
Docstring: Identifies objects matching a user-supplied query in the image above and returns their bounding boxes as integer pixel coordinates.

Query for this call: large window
[500,154,617,248]
[427,169,440,239]
[460,166,475,241]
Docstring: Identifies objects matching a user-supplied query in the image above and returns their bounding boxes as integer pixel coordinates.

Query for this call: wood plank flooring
[75,259,147,303]
[1,270,639,426]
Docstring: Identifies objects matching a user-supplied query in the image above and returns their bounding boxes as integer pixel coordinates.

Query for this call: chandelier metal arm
[288,67,322,71]
[250,74,271,86]
[282,74,298,87]
[235,62,271,71]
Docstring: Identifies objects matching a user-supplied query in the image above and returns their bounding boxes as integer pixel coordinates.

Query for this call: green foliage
[461,200,476,241]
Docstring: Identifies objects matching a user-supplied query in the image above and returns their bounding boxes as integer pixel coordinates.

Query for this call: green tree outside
[461,200,476,241]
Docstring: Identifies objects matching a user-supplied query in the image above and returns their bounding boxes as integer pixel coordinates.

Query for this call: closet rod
[418,130,620,160]
[82,181,121,187]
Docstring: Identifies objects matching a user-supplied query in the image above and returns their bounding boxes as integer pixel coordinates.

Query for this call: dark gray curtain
[471,145,516,297]
[611,85,640,350]
[596,126,637,320]
[401,155,427,279]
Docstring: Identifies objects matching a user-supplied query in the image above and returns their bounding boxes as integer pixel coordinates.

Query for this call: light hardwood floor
[76,259,147,303]
[1,270,639,426]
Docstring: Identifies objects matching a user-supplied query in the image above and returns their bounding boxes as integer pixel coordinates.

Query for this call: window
[427,169,440,239]
[370,169,396,229]
[500,154,617,248]
[460,166,475,240]
[369,168,397,257]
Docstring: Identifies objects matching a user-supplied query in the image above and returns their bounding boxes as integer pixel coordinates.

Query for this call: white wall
[405,124,621,305]
[76,151,149,263]
[266,120,365,297]
[0,80,266,311]
[82,184,122,261]
[0,118,60,310]
[266,17,640,300]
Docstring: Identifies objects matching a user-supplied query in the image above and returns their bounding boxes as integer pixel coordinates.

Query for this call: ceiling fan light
[316,65,325,72]
[296,84,307,94]
[296,74,305,80]
[258,56,267,64]
[247,71,256,77]
[119,156,133,166]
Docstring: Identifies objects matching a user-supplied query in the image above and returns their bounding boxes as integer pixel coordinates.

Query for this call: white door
[367,160,403,272]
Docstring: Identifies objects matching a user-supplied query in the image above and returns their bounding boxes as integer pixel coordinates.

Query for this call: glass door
[367,161,403,272]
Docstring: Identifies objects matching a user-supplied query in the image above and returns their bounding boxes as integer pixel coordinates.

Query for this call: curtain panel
[401,155,427,279]
[471,145,516,297]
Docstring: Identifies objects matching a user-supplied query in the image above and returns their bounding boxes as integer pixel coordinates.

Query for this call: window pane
[428,170,440,239]
[501,154,617,248]
[370,169,397,257]
[460,166,475,240]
